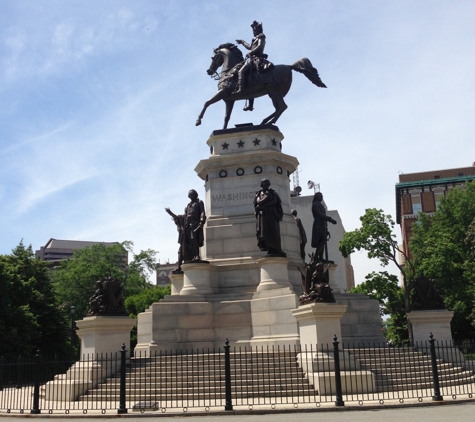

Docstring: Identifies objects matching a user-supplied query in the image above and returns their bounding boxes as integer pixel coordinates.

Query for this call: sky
[1,0,474,284]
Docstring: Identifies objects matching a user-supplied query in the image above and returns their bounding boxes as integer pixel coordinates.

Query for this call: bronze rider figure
[235,21,273,110]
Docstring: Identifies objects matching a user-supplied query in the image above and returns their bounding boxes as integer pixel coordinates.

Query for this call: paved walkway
[1,401,475,421]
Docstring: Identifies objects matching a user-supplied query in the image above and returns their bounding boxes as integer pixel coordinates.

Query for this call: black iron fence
[1,337,474,415]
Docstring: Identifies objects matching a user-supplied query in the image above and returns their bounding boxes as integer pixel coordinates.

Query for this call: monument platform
[135,125,384,354]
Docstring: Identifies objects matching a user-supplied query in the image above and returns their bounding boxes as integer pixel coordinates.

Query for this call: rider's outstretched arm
[236,39,251,50]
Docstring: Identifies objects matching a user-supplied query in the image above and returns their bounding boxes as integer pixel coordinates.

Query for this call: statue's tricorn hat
[251,21,263,32]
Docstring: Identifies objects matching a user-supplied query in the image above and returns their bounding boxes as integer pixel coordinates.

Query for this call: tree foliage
[53,241,158,318]
[0,242,70,357]
[340,208,413,342]
[125,285,171,318]
[409,181,475,339]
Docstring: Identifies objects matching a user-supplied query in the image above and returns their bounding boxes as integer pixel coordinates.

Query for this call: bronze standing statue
[165,207,186,273]
[196,21,327,129]
[291,209,307,261]
[311,192,336,261]
[253,179,286,256]
[166,190,207,267]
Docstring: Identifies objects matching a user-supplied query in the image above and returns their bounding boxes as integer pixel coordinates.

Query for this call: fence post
[224,339,233,411]
[429,333,443,401]
[30,349,41,414]
[117,344,128,414]
[15,355,22,389]
[332,335,345,407]
[0,356,4,392]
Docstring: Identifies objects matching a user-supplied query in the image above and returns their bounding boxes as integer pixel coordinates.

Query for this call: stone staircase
[76,347,475,403]
[346,347,475,391]
[78,351,315,403]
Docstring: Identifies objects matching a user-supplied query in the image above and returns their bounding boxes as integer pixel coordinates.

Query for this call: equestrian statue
[196,21,327,130]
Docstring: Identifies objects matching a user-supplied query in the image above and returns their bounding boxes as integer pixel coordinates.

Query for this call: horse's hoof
[195,119,201,126]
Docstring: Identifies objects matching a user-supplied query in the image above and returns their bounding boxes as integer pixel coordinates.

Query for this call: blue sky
[1,1,474,284]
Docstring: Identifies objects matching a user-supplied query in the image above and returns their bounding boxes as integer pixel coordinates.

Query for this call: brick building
[395,163,475,258]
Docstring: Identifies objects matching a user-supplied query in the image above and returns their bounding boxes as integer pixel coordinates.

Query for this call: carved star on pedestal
[237,140,245,148]
[221,142,229,150]
[253,138,261,146]
[271,138,277,146]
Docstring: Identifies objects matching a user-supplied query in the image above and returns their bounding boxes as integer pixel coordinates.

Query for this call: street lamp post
[70,305,76,362]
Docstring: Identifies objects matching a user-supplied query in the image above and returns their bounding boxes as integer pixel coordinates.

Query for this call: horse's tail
[291,58,327,88]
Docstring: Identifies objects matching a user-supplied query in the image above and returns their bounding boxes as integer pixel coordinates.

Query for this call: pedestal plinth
[256,256,290,291]
[44,315,136,402]
[180,262,216,296]
[407,309,465,363]
[291,303,374,394]
[292,303,347,348]
[170,272,184,295]
[408,309,454,343]
[76,315,136,359]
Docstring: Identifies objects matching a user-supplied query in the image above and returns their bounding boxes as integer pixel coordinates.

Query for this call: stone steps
[346,347,474,391]
[78,351,313,402]
[76,347,475,402]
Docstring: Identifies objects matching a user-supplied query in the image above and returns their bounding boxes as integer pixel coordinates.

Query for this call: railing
[1,337,474,415]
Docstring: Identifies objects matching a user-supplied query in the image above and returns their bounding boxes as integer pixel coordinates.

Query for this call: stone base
[170,272,184,295]
[256,256,291,291]
[408,309,454,344]
[43,316,135,401]
[180,262,217,296]
[308,371,376,395]
[292,302,347,347]
[407,309,465,364]
[135,287,300,354]
[76,315,136,359]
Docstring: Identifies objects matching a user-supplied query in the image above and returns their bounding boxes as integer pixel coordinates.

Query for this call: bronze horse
[196,43,327,129]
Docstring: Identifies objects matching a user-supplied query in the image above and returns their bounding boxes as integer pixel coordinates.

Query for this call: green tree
[53,241,158,318]
[124,284,171,318]
[350,271,408,344]
[339,208,414,341]
[409,181,475,339]
[0,242,70,358]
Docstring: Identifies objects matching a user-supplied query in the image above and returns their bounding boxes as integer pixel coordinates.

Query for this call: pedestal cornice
[195,149,299,181]
[292,303,348,321]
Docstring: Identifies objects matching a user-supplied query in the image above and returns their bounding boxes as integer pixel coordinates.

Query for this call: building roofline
[395,176,475,224]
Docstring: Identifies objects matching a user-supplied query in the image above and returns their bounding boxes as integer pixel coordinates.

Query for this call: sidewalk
[1,400,475,421]
[0,397,475,422]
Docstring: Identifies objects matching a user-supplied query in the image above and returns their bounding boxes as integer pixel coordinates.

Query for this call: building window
[410,189,422,215]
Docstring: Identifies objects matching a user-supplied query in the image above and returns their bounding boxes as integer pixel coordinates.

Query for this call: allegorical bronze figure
[253,179,286,256]
[298,254,335,304]
[166,190,207,269]
[411,275,445,310]
[311,192,336,261]
[196,21,327,129]
[291,209,307,261]
[88,277,127,316]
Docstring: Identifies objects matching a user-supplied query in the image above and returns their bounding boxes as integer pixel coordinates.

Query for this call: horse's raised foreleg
[223,100,235,130]
[196,89,227,126]
[261,92,288,125]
